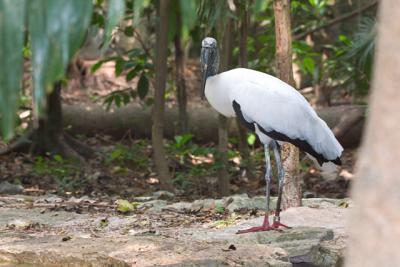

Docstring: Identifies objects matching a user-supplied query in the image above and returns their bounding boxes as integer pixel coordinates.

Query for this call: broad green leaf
[252,0,268,14]
[104,0,125,46]
[115,58,125,76]
[29,0,93,116]
[168,2,178,42]
[0,0,26,140]
[137,74,149,100]
[91,56,119,73]
[303,57,315,75]
[126,68,139,81]
[179,0,197,42]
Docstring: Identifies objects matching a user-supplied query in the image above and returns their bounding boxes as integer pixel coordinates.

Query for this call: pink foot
[270,220,290,229]
[236,216,291,234]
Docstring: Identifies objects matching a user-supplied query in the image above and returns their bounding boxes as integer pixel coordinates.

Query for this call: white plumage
[205,68,343,164]
[201,36,343,233]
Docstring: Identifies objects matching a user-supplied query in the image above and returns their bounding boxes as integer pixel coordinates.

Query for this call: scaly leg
[237,144,273,234]
[270,141,290,229]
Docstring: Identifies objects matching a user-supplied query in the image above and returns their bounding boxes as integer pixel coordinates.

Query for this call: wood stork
[200,37,343,234]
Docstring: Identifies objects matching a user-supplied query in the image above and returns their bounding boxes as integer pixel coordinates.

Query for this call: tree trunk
[347,1,400,266]
[315,83,331,107]
[217,115,230,196]
[216,16,234,197]
[273,0,301,209]
[32,82,64,155]
[27,82,93,160]
[152,0,173,191]
[174,11,188,135]
[236,0,255,181]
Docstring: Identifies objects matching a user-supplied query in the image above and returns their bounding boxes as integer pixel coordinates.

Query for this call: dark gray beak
[200,48,210,100]
[201,65,208,100]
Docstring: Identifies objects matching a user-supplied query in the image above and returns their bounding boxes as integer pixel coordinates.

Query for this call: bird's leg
[237,144,273,234]
[271,141,290,229]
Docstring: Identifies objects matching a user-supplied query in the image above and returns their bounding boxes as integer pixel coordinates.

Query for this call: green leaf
[103,96,113,111]
[115,199,140,213]
[126,68,139,81]
[308,0,317,7]
[247,133,256,146]
[104,0,125,46]
[179,0,197,42]
[252,0,268,14]
[114,94,121,107]
[115,58,125,76]
[0,0,26,140]
[91,61,105,73]
[124,26,134,37]
[174,134,193,148]
[168,2,178,42]
[122,91,131,104]
[137,74,149,100]
[91,56,118,73]
[115,199,135,213]
[29,0,92,117]
[127,48,142,59]
[303,57,315,74]
[214,204,225,214]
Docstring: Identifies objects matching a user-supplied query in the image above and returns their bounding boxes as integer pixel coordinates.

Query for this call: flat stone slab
[0,196,349,266]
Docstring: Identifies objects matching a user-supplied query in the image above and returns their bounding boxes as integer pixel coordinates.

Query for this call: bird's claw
[236,220,290,234]
[270,220,291,229]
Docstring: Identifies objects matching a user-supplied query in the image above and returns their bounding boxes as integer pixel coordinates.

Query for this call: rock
[163,201,192,212]
[34,194,64,204]
[152,190,175,200]
[162,195,351,214]
[302,198,352,209]
[225,194,276,212]
[0,182,23,195]
[134,196,154,202]
[6,219,34,230]
[138,199,168,212]
[0,197,349,267]
[192,198,223,211]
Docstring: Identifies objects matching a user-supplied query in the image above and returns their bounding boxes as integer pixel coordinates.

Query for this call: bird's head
[200,37,219,100]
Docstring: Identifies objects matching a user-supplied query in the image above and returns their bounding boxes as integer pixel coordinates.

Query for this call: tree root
[0,128,34,155]
[1,129,94,161]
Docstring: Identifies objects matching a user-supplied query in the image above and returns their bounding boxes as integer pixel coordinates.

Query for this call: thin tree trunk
[174,11,188,134]
[236,0,255,180]
[273,0,301,209]
[152,0,172,191]
[216,16,234,197]
[315,84,331,107]
[347,1,400,266]
[217,115,230,196]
